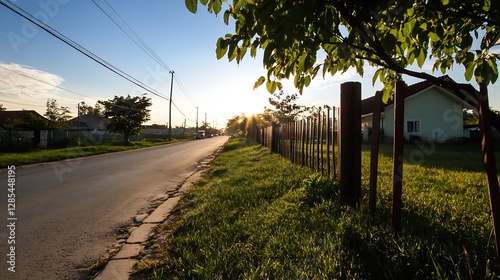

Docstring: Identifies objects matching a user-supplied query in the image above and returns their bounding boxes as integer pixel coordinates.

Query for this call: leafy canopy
[45,98,71,129]
[187,0,499,101]
[99,95,152,144]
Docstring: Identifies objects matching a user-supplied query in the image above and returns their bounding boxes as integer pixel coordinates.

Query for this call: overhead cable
[0,0,169,101]
[93,0,198,110]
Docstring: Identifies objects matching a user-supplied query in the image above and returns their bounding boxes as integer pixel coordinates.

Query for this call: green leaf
[185,0,197,13]
[210,0,222,14]
[417,48,426,68]
[298,54,307,71]
[253,76,265,90]
[382,87,392,103]
[304,75,311,87]
[465,62,475,81]
[200,0,209,5]
[429,32,440,42]
[488,58,499,84]
[223,10,230,24]
[216,38,228,60]
[266,80,277,93]
[228,43,237,62]
[263,42,275,64]
[372,68,383,85]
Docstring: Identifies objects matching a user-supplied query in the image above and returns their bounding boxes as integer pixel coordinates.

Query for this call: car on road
[194,130,205,139]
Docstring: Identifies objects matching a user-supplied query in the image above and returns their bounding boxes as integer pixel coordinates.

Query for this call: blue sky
[0,0,499,129]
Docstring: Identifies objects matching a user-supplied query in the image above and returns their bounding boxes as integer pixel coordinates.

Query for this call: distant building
[67,114,109,132]
[0,110,48,131]
[0,110,49,148]
[361,77,479,143]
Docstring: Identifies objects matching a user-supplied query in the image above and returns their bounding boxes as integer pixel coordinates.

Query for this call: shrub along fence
[249,107,339,178]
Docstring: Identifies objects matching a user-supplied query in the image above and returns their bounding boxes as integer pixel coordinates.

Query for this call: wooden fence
[249,107,339,178]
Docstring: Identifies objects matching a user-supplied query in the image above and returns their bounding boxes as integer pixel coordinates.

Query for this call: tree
[226,112,271,137]
[186,0,497,98]
[79,101,103,116]
[0,104,6,111]
[99,95,152,145]
[265,90,309,123]
[44,99,71,129]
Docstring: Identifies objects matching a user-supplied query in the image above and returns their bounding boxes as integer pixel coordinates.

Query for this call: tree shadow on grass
[364,142,494,173]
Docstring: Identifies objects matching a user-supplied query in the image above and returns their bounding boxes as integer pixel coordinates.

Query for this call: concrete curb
[93,145,224,280]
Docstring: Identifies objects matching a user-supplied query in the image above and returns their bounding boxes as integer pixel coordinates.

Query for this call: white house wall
[382,87,465,143]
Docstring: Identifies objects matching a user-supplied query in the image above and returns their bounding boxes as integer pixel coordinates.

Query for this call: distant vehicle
[194,130,205,140]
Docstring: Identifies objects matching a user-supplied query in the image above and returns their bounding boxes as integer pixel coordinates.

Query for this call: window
[406,120,421,133]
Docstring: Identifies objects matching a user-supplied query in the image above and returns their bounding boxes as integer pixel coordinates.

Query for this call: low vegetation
[0,139,178,168]
[137,138,498,279]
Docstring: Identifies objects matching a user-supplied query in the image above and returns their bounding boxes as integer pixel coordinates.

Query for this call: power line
[173,73,197,107]
[92,0,198,112]
[0,64,148,113]
[171,100,195,123]
[0,99,47,109]
[1,1,197,123]
[0,0,169,101]
[0,64,97,101]
[91,0,172,72]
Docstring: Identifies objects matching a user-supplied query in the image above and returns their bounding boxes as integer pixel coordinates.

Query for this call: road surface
[0,136,228,279]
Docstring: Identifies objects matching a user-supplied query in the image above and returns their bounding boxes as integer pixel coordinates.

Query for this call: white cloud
[0,62,87,115]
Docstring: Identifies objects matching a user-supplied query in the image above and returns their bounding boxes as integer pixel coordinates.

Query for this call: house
[67,114,109,132]
[0,110,48,131]
[361,77,478,143]
[0,110,49,148]
[143,124,168,135]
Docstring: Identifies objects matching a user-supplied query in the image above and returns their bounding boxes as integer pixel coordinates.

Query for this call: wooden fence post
[333,106,337,179]
[369,91,383,217]
[339,82,362,208]
[392,81,405,232]
[327,108,332,178]
[271,123,279,153]
[301,120,307,166]
[478,82,500,259]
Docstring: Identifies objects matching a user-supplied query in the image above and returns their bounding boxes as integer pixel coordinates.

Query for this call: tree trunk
[369,91,383,217]
[124,132,130,145]
[477,82,500,260]
[392,81,405,232]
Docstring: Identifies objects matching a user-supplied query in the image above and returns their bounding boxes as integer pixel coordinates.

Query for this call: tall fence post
[339,82,362,208]
[478,82,500,259]
[271,123,279,153]
[369,91,383,217]
[333,106,337,178]
[392,80,405,232]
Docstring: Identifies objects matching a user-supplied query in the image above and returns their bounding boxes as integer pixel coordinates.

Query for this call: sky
[0,0,499,129]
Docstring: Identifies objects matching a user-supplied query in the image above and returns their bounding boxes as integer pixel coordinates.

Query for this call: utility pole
[183,119,186,135]
[168,71,174,141]
[195,106,199,132]
[77,103,80,132]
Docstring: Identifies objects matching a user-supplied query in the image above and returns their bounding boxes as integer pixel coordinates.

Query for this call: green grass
[137,138,498,279]
[0,139,178,168]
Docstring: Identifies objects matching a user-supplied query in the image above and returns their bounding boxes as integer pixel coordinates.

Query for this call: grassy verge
[0,139,179,168]
[138,138,497,279]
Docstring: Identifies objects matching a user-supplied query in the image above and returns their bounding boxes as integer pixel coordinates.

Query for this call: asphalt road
[0,136,228,279]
